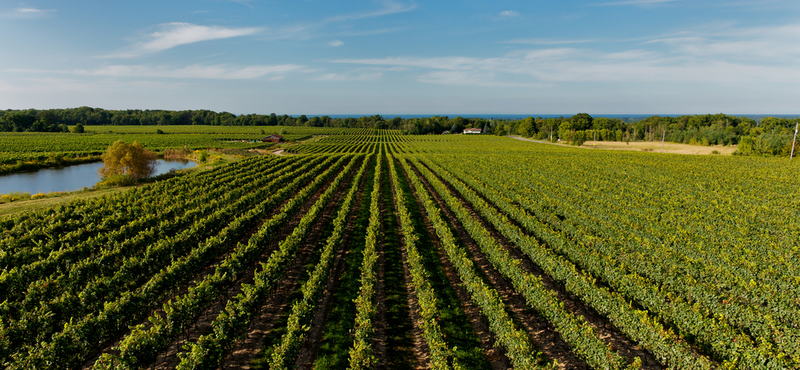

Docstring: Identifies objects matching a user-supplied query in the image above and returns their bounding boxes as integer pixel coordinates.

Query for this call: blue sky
[2,0,799,115]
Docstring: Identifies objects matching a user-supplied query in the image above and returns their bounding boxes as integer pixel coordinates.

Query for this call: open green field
[0,126,367,174]
[81,125,350,135]
[1,132,799,369]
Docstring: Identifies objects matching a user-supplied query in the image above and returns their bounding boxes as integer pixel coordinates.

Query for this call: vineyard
[0,125,348,168]
[1,131,799,369]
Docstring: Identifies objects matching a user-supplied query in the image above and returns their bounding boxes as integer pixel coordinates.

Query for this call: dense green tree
[570,113,593,131]
[517,117,537,137]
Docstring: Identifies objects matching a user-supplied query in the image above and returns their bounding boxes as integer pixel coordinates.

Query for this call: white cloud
[644,23,800,63]
[325,1,415,23]
[499,10,520,17]
[73,64,305,80]
[3,7,56,19]
[328,40,344,47]
[257,1,413,42]
[16,8,50,13]
[331,22,800,87]
[106,23,262,58]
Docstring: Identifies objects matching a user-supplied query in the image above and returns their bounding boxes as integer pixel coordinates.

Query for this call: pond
[0,159,197,195]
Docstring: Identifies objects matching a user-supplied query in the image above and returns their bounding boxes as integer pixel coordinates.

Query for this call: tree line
[0,108,401,131]
[493,113,800,157]
[2,107,797,156]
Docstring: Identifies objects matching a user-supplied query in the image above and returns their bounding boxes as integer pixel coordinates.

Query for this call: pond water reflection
[0,159,196,195]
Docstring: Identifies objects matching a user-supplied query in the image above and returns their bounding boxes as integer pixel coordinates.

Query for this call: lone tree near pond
[98,140,156,180]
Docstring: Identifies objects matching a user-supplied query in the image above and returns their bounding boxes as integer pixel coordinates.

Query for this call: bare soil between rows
[218,158,361,370]
[418,159,664,369]
[398,157,512,370]
[293,156,372,369]
[408,160,589,370]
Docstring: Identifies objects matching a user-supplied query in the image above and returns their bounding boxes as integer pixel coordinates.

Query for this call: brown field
[579,140,737,155]
[508,135,737,155]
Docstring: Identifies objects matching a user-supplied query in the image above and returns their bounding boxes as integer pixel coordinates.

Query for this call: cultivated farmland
[1,131,799,369]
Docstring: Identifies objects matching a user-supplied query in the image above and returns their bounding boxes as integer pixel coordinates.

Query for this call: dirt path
[374,159,416,370]
[507,135,560,146]
[372,169,390,369]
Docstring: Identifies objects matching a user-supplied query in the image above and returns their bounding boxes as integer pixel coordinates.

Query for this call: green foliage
[0,192,31,203]
[70,123,84,133]
[348,150,383,369]
[176,156,354,370]
[735,132,794,156]
[268,156,369,369]
[418,155,638,369]
[400,156,545,370]
[570,113,593,131]
[517,117,537,137]
[0,126,309,171]
[98,140,156,180]
[5,131,800,370]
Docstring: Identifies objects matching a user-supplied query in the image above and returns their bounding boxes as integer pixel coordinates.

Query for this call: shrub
[98,140,156,180]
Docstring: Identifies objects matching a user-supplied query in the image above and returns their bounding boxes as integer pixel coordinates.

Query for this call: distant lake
[0,159,196,195]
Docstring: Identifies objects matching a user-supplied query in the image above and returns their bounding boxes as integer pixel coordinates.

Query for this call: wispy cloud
[258,1,413,41]
[75,64,304,79]
[325,1,415,23]
[106,23,262,58]
[331,22,800,87]
[3,7,56,19]
[328,40,344,47]
[645,23,800,60]
[499,10,520,17]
